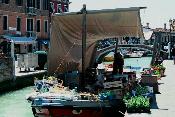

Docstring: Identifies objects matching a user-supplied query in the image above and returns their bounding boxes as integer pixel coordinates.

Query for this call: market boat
[27,6,145,117]
[26,76,126,117]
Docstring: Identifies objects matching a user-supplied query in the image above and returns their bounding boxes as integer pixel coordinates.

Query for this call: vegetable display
[123,85,151,113]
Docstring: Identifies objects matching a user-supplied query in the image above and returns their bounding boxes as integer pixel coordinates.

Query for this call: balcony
[26,7,36,16]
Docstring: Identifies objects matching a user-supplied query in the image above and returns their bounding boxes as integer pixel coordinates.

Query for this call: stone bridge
[96,44,153,61]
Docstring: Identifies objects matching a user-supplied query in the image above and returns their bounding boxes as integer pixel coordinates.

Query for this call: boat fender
[72,109,82,114]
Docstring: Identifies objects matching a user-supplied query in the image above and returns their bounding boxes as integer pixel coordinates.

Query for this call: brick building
[50,0,70,14]
[0,0,50,51]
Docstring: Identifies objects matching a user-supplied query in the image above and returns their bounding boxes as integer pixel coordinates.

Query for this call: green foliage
[124,96,150,109]
[123,85,150,112]
[156,64,166,70]
[135,85,149,96]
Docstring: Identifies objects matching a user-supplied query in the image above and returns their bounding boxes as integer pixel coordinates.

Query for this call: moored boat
[26,6,144,117]
[27,76,126,117]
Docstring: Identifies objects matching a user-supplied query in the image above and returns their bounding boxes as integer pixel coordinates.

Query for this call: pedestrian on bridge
[171,45,175,64]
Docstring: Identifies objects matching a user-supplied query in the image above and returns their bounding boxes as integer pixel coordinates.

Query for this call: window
[64,3,69,12]
[3,16,8,30]
[16,17,21,31]
[28,44,32,53]
[36,0,40,9]
[27,19,33,31]
[44,20,48,33]
[16,0,23,6]
[27,0,35,7]
[2,0,9,4]
[50,2,54,13]
[43,0,48,10]
[57,4,62,13]
[36,20,40,32]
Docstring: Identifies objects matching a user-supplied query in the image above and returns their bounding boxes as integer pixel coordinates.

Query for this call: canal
[0,87,33,117]
[0,57,152,117]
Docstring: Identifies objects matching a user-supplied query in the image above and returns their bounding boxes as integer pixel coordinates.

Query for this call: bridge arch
[95,44,153,62]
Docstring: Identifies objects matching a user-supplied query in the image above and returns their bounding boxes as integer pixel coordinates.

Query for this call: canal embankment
[0,57,47,93]
[0,71,47,93]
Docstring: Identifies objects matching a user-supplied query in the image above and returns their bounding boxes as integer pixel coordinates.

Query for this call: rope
[55,42,76,73]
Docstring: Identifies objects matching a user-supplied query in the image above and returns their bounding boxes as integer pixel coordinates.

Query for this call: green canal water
[0,57,152,117]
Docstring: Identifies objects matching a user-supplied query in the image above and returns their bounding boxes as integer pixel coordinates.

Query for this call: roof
[3,35,35,44]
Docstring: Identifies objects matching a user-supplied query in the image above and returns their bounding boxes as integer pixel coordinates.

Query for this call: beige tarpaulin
[48,7,144,74]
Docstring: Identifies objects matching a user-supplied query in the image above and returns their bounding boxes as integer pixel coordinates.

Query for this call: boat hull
[31,99,126,117]
[33,107,104,117]
[32,106,125,117]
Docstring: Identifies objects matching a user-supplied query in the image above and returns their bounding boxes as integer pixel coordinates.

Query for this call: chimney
[146,23,149,28]
[164,23,166,30]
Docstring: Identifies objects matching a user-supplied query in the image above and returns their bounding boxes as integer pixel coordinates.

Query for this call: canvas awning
[48,7,144,73]
[3,35,35,44]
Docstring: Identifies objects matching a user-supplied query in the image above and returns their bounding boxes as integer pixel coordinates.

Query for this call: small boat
[125,51,143,58]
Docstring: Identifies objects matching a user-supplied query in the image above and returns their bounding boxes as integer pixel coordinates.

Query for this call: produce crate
[141,75,158,84]
[127,107,150,113]
[103,80,123,89]
[140,75,159,93]
[123,72,136,83]
[140,83,159,93]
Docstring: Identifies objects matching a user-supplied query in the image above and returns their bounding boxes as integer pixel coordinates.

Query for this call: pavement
[15,61,47,77]
[125,60,175,117]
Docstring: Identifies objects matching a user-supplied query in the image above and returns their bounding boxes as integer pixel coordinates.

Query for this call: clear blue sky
[69,0,175,29]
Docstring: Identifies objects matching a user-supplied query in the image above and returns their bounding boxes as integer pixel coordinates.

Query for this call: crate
[141,75,158,84]
[140,75,159,93]
[103,80,123,89]
[141,83,159,93]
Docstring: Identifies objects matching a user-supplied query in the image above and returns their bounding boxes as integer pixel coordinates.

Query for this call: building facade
[0,0,50,51]
[50,0,70,14]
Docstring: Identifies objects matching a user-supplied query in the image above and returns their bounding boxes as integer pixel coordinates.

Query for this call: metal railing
[26,7,36,16]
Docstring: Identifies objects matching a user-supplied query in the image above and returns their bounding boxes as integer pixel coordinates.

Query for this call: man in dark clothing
[172,46,175,64]
[113,52,124,74]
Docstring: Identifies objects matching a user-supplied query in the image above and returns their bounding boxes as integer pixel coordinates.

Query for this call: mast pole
[81,4,87,89]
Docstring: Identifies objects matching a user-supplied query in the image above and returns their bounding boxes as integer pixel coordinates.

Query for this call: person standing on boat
[171,45,175,64]
[113,52,124,74]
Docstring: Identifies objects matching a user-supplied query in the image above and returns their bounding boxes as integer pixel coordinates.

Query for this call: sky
[69,0,175,29]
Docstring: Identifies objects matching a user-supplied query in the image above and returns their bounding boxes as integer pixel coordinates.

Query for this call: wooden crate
[141,75,158,84]
[103,80,123,89]
[142,83,159,93]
